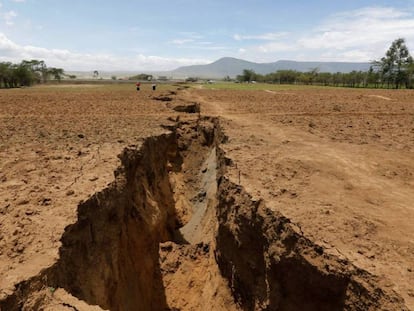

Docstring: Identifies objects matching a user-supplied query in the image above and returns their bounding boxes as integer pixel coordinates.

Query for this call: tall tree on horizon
[379,38,413,88]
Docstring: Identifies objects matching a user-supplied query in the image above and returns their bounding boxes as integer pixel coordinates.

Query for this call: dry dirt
[0,84,413,310]
[182,87,414,309]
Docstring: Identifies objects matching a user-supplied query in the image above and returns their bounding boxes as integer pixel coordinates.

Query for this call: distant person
[136,81,141,91]
[152,83,157,91]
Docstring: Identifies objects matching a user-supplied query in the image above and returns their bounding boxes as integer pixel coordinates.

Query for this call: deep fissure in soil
[0,117,408,310]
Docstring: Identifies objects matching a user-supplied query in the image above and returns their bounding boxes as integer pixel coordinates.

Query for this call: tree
[47,67,65,81]
[21,59,47,83]
[223,75,232,82]
[14,62,37,86]
[366,66,380,88]
[277,70,299,84]
[379,38,413,88]
[237,69,257,82]
[308,68,319,85]
[406,62,414,89]
[332,72,342,87]
[129,73,153,81]
[0,62,13,88]
[317,72,332,86]
[298,72,311,85]
[93,70,99,79]
[0,59,64,88]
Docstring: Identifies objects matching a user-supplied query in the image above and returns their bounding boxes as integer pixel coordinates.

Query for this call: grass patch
[194,82,328,91]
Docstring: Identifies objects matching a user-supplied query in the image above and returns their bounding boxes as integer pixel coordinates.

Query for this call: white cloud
[2,10,17,25]
[237,6,414,62]
[169,34,228,51]
[12,0,26,2]
[170,38,194,45]
[336,6,409,20]
[0,32,19,52]
[132,54,210,70]
[181,45,229,51]
[257,42,297,53]
[178,32,203,40]
[299,6,414,53]
[0,32,211,70]
[233,32,288,41]
[2,6,414,69]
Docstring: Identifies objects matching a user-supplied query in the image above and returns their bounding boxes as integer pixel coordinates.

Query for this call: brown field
[0,84,413,310]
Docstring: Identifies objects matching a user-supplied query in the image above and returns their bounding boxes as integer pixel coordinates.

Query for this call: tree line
[128,73,153,81]
[236,38,414,89]
[0,60,64,88]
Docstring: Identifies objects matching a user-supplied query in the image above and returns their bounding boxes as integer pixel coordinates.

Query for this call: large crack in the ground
[0,114,409,310]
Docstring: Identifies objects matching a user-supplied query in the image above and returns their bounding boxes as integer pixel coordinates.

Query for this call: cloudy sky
[0,0,413,71]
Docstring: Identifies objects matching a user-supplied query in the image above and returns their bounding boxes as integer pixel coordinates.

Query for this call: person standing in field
[136,81,141,91]
[152,83,156,91]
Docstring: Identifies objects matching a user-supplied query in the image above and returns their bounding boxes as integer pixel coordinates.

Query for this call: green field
[196,81,329,91]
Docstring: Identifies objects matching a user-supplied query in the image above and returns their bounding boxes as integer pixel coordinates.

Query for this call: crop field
[0,83,413,310]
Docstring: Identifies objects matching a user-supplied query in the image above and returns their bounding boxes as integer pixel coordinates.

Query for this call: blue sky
[0,0,414,71]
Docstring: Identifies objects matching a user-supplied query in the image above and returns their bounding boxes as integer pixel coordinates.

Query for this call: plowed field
[0,84,413,310]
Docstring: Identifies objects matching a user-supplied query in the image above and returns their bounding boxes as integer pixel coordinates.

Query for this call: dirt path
[265,89,296,95]
[367,94,393,100]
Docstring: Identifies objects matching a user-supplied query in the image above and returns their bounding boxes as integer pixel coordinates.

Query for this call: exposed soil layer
[0,85,413,310]
[0,114,409,310]
[172,103,201,114]
[181,87,414,309]
[0,117,236,311]
[216,177,406,310]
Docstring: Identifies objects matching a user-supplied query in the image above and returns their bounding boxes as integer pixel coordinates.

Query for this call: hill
[171,57,372,79]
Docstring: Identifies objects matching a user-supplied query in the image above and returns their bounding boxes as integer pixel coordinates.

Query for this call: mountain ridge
[170,57,372,79]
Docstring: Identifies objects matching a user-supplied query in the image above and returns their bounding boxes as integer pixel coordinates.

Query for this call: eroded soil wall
[215,175,408,310]
[51,132,181,310]
[0,131,182,310]
[0,116,409,311]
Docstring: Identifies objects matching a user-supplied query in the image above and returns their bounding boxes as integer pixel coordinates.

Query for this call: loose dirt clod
[153,96,173,102]
[172,103,201,114]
